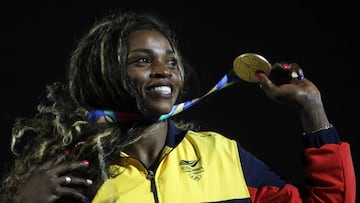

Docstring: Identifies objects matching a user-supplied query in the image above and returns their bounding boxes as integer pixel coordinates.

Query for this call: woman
[0,10,355,202]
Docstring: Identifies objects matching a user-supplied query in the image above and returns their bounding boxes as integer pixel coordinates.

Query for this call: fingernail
[298,73,304,80]
[86,179,93,185]
[255,71,261,79]
[282,63,291,70]
[63,149,70,155]
[82,160,89,166]
[298,69,304,80]
[84,196,88,202]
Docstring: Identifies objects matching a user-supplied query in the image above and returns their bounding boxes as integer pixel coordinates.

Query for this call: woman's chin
[145,104,173,116]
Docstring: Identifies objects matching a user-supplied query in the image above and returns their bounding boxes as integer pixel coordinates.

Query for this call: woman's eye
[140,58,150,63]
[167,58,178,68]
[131,57,150,67]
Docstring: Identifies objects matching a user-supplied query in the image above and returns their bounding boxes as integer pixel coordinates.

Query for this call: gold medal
[233,53,271,83]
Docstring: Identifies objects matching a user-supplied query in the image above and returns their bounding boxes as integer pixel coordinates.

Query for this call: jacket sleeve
[238,127,356,203]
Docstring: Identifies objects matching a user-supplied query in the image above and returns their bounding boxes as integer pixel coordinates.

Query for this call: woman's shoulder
[186,129,238,145]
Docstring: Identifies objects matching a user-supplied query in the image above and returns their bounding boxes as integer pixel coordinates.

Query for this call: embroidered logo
[179,159,204,181]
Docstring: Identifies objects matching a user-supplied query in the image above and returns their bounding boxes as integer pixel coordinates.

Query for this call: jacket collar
[166,120,187,148]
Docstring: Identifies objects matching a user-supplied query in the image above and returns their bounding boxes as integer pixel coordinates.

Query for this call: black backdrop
[1,0,359,200]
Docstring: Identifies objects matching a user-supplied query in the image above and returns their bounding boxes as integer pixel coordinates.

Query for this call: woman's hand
[257,63,330,133]
[14,154,92,203]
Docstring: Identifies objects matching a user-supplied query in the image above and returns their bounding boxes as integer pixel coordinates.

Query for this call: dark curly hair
[0,10,198,202]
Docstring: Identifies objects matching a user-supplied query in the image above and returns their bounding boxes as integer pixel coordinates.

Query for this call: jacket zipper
[147,170,160,203]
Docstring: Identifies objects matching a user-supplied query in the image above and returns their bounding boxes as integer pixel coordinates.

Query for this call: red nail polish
[63,149,70,155]
[282,64,291,70]
[82,160,89,166]
[255,71,261,79]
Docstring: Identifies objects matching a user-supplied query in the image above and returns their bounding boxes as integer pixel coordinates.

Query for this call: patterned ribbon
[88,69,241,123]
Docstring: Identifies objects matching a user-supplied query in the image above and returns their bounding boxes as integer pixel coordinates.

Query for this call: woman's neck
[124,120,168,168]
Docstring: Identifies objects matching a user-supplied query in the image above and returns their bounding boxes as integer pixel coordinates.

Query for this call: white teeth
[152,86,171,94]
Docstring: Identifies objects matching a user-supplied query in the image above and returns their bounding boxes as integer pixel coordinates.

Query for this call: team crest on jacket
[179,159,204,181]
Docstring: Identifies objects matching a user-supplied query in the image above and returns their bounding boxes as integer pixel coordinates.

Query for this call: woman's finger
[55,186,89,202]
[48,160,89,176]
[58,175,93,186]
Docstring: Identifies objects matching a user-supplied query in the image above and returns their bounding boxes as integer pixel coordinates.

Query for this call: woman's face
[127,29,182,116]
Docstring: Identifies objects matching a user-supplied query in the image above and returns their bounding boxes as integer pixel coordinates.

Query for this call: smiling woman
[126,29,183,117]
[0,9,356,203]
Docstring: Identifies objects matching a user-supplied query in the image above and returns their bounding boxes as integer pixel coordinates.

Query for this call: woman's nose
[150,63,172,78]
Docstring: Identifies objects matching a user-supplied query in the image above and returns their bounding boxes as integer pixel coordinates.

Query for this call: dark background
[1,0,359,200]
